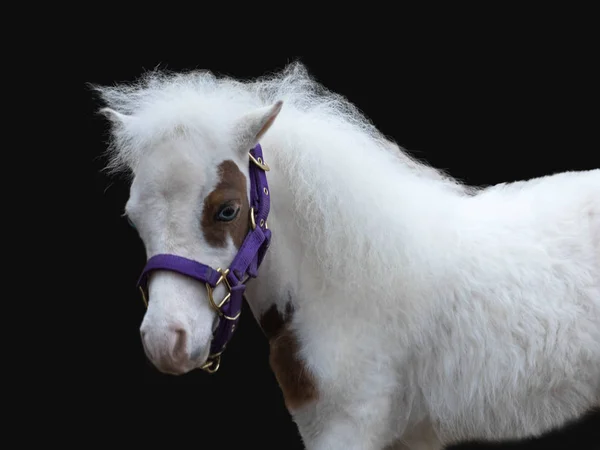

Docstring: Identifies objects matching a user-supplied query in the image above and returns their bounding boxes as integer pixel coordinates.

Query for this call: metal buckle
[250,207,267,230]
[205,268,241,321]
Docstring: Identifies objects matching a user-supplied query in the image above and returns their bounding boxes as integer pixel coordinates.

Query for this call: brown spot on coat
[201,160,250,248]
[259,302,294,339]
[260,303,318,411]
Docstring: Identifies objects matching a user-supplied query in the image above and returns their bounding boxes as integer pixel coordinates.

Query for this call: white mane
[93,62,472,191]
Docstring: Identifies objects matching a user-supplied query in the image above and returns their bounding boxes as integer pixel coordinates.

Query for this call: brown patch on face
[260,303,318,411]
[201,160,250,248]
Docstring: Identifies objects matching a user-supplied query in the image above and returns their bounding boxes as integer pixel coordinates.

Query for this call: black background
[83,21,599,450]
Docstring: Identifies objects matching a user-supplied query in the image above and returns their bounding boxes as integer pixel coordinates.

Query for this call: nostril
[172,328,187,360]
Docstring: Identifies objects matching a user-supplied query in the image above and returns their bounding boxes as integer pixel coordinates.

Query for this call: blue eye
[216,204,240,222]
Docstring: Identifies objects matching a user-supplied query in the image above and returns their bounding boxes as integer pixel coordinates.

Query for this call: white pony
[93,62,600,450]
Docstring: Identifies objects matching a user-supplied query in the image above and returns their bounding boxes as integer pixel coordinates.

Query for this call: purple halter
[136,143,272,373]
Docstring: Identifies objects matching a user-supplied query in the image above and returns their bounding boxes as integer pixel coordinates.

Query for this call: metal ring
[201,354,221,373]
[248,152,270,171]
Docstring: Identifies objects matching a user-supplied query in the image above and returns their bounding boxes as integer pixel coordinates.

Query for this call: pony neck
[245,122,466,320]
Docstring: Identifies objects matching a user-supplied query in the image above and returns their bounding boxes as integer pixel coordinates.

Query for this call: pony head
[98,79,282,375]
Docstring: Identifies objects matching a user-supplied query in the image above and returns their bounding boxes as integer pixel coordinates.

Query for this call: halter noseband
[135,143,272,373]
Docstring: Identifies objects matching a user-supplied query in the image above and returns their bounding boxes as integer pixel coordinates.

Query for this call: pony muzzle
[140,319,212,375]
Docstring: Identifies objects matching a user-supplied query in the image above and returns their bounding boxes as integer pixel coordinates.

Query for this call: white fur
[93,62,600,449]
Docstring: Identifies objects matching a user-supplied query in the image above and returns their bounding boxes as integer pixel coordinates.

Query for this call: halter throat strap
[135,143,272,373]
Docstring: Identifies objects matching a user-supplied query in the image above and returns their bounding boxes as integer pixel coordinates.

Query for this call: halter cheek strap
[135,143,272,373]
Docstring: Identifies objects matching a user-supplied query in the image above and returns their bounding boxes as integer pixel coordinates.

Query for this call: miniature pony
[93,62,600,449]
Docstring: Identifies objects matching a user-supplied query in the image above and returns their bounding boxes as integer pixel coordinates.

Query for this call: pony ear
[235,100,283,151]
[99,107,131,128]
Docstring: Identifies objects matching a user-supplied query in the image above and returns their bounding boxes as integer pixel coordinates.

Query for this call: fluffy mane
[92,62,471,193]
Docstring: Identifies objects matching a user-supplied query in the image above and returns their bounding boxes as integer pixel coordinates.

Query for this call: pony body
[95,62,600,449]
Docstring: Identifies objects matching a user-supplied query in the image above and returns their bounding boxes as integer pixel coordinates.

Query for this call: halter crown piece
[136,143,273,373]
